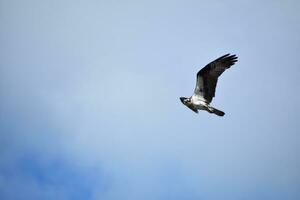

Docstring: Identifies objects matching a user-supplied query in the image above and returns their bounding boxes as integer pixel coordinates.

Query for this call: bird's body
[180,54,238,116]
[191,95,209,110]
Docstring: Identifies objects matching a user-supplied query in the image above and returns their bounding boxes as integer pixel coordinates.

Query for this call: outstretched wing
[194,54,238,103]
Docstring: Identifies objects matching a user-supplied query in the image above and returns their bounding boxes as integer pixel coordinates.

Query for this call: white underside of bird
[191,95,208,110]
[179,54,238,116]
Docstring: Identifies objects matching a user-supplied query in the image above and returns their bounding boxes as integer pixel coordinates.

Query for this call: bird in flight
[180,54,238,116]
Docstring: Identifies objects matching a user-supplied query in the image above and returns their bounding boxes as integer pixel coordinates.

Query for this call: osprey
[180,54,238,116]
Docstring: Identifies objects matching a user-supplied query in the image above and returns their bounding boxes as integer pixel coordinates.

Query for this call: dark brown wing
[194,54,238,103]
[186,104,199,113]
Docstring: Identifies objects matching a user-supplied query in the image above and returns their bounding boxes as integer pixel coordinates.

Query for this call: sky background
[1,0,300,199]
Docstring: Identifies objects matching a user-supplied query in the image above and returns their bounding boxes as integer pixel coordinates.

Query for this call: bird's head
[180,96,198,113]
[180,97,190,105]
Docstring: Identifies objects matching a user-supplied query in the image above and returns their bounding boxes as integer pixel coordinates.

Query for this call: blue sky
[1,0,300,199]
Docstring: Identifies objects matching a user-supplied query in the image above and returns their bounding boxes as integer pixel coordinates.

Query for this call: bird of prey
[180,54,238,116]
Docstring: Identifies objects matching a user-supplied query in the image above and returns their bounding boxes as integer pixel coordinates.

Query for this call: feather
[194,54,238,103]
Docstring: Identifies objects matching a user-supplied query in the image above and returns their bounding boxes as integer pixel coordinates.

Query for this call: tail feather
[209,107,225,117]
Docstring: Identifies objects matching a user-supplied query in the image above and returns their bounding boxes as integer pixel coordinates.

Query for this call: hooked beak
[180,97,186,104]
